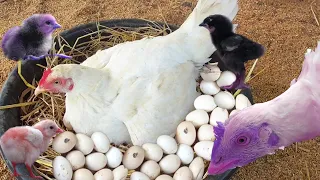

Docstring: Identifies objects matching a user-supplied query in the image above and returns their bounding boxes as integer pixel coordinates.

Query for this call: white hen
[35,0,239,145]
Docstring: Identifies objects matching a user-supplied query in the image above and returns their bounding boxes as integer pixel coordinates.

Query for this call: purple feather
[211,122,225,162]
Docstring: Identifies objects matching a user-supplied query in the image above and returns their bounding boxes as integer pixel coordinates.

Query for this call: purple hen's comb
[211,122,225,160]
[214,121,225,141]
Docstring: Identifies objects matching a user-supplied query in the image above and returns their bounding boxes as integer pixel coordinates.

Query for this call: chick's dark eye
[236,136,250,145]
[45,21,51,25]
[49,126,54,129]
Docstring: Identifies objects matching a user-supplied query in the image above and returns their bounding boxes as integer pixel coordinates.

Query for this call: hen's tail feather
[296,41,320,82]
[180,0,239,31]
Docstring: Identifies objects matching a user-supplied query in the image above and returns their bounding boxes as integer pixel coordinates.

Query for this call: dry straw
[0,20,261,179]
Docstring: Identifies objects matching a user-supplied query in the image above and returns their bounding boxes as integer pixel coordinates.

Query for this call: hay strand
[310,0,319,27]
[17,60,36,90]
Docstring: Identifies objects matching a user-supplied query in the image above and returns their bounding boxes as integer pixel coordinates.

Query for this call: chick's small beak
[56,128,64,133]
[199,22,207,27]
[35,86,46,96]
[53,23,61,29]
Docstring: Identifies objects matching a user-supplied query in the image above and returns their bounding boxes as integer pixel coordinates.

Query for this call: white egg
[159,154,181,174]
[194,141,214,161]
[75,133,94,155]
[91,132,110,153]
[142,143,163,162]
[197,124,215,141]
[214,91,236,110]
[175,121,196,146]
[106,146,123,168]
[173,166,193,180]
[216,71,236,87]
[157,135,178,154]
[130,172,151,180]
[189,157,205,180]
[176,144,194,165]
[53,156,73,180]
[185,110,209,128]
[199,80,220,95]
[140,160,161,179]
[52,131,77,154]
[94,169,114,180]
[236,94,252,110]
[73,168,94,180]
[122,146,145,170]
[155,175,174,180]
[194,95,217,112]
[209,107,229,126]
[113,165,128,180]
[66,150,85,171]
[200,65,221,81]
[85,152,108,171]
[229,109,239,117]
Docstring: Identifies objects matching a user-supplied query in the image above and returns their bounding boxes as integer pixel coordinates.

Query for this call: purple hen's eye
[236,136,250,145]
[45,21,51,25]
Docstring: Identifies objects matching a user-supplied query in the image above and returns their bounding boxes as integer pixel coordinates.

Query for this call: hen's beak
[56,128,64,133]
[35,87,46,96]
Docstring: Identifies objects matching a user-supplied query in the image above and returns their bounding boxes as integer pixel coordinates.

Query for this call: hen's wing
[80,42,128,69]
[111,61,199,145]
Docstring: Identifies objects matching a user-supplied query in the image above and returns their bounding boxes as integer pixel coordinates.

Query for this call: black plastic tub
[0,19,254,180]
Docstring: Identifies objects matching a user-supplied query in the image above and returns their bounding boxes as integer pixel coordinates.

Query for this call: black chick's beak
[199,22,215,33]
[199,22,208,28]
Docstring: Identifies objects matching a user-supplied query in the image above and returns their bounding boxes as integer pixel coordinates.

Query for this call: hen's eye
[54,81,60,84]
[49,126,54,129]
[236,136,250,145]
[45,21,51,25]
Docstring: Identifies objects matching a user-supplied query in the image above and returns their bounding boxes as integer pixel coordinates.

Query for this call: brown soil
[0,0,320,179]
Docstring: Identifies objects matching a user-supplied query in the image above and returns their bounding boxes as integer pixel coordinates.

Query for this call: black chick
[199,14,265,90]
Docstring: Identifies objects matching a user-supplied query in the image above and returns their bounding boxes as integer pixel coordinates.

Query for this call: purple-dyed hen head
[208,110,280,175]
[23,14,61,35]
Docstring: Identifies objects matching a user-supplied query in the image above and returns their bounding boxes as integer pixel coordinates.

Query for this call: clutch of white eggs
[50,63,252,180]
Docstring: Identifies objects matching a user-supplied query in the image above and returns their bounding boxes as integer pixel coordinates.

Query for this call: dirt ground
[0,0,320,179]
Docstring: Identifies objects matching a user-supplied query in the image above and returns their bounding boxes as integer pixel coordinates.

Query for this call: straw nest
[0,20,261,180]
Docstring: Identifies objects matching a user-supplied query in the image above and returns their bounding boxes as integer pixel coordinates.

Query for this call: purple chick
[1,14,71,61]
[199,14,265,90]
[208,41,320,175]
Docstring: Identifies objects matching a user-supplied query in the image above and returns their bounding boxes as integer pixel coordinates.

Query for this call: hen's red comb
[39,68,52,86]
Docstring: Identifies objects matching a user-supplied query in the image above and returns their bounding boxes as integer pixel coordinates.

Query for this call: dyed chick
[0,120,63,179]
[1,14,71,61]
[199,14,265,90]
[208,42,320,175]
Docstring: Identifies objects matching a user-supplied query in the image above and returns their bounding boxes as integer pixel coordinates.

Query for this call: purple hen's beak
[208,159,240,175]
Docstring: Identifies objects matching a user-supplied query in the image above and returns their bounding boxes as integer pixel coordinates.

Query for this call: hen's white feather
[61,0,239,145]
